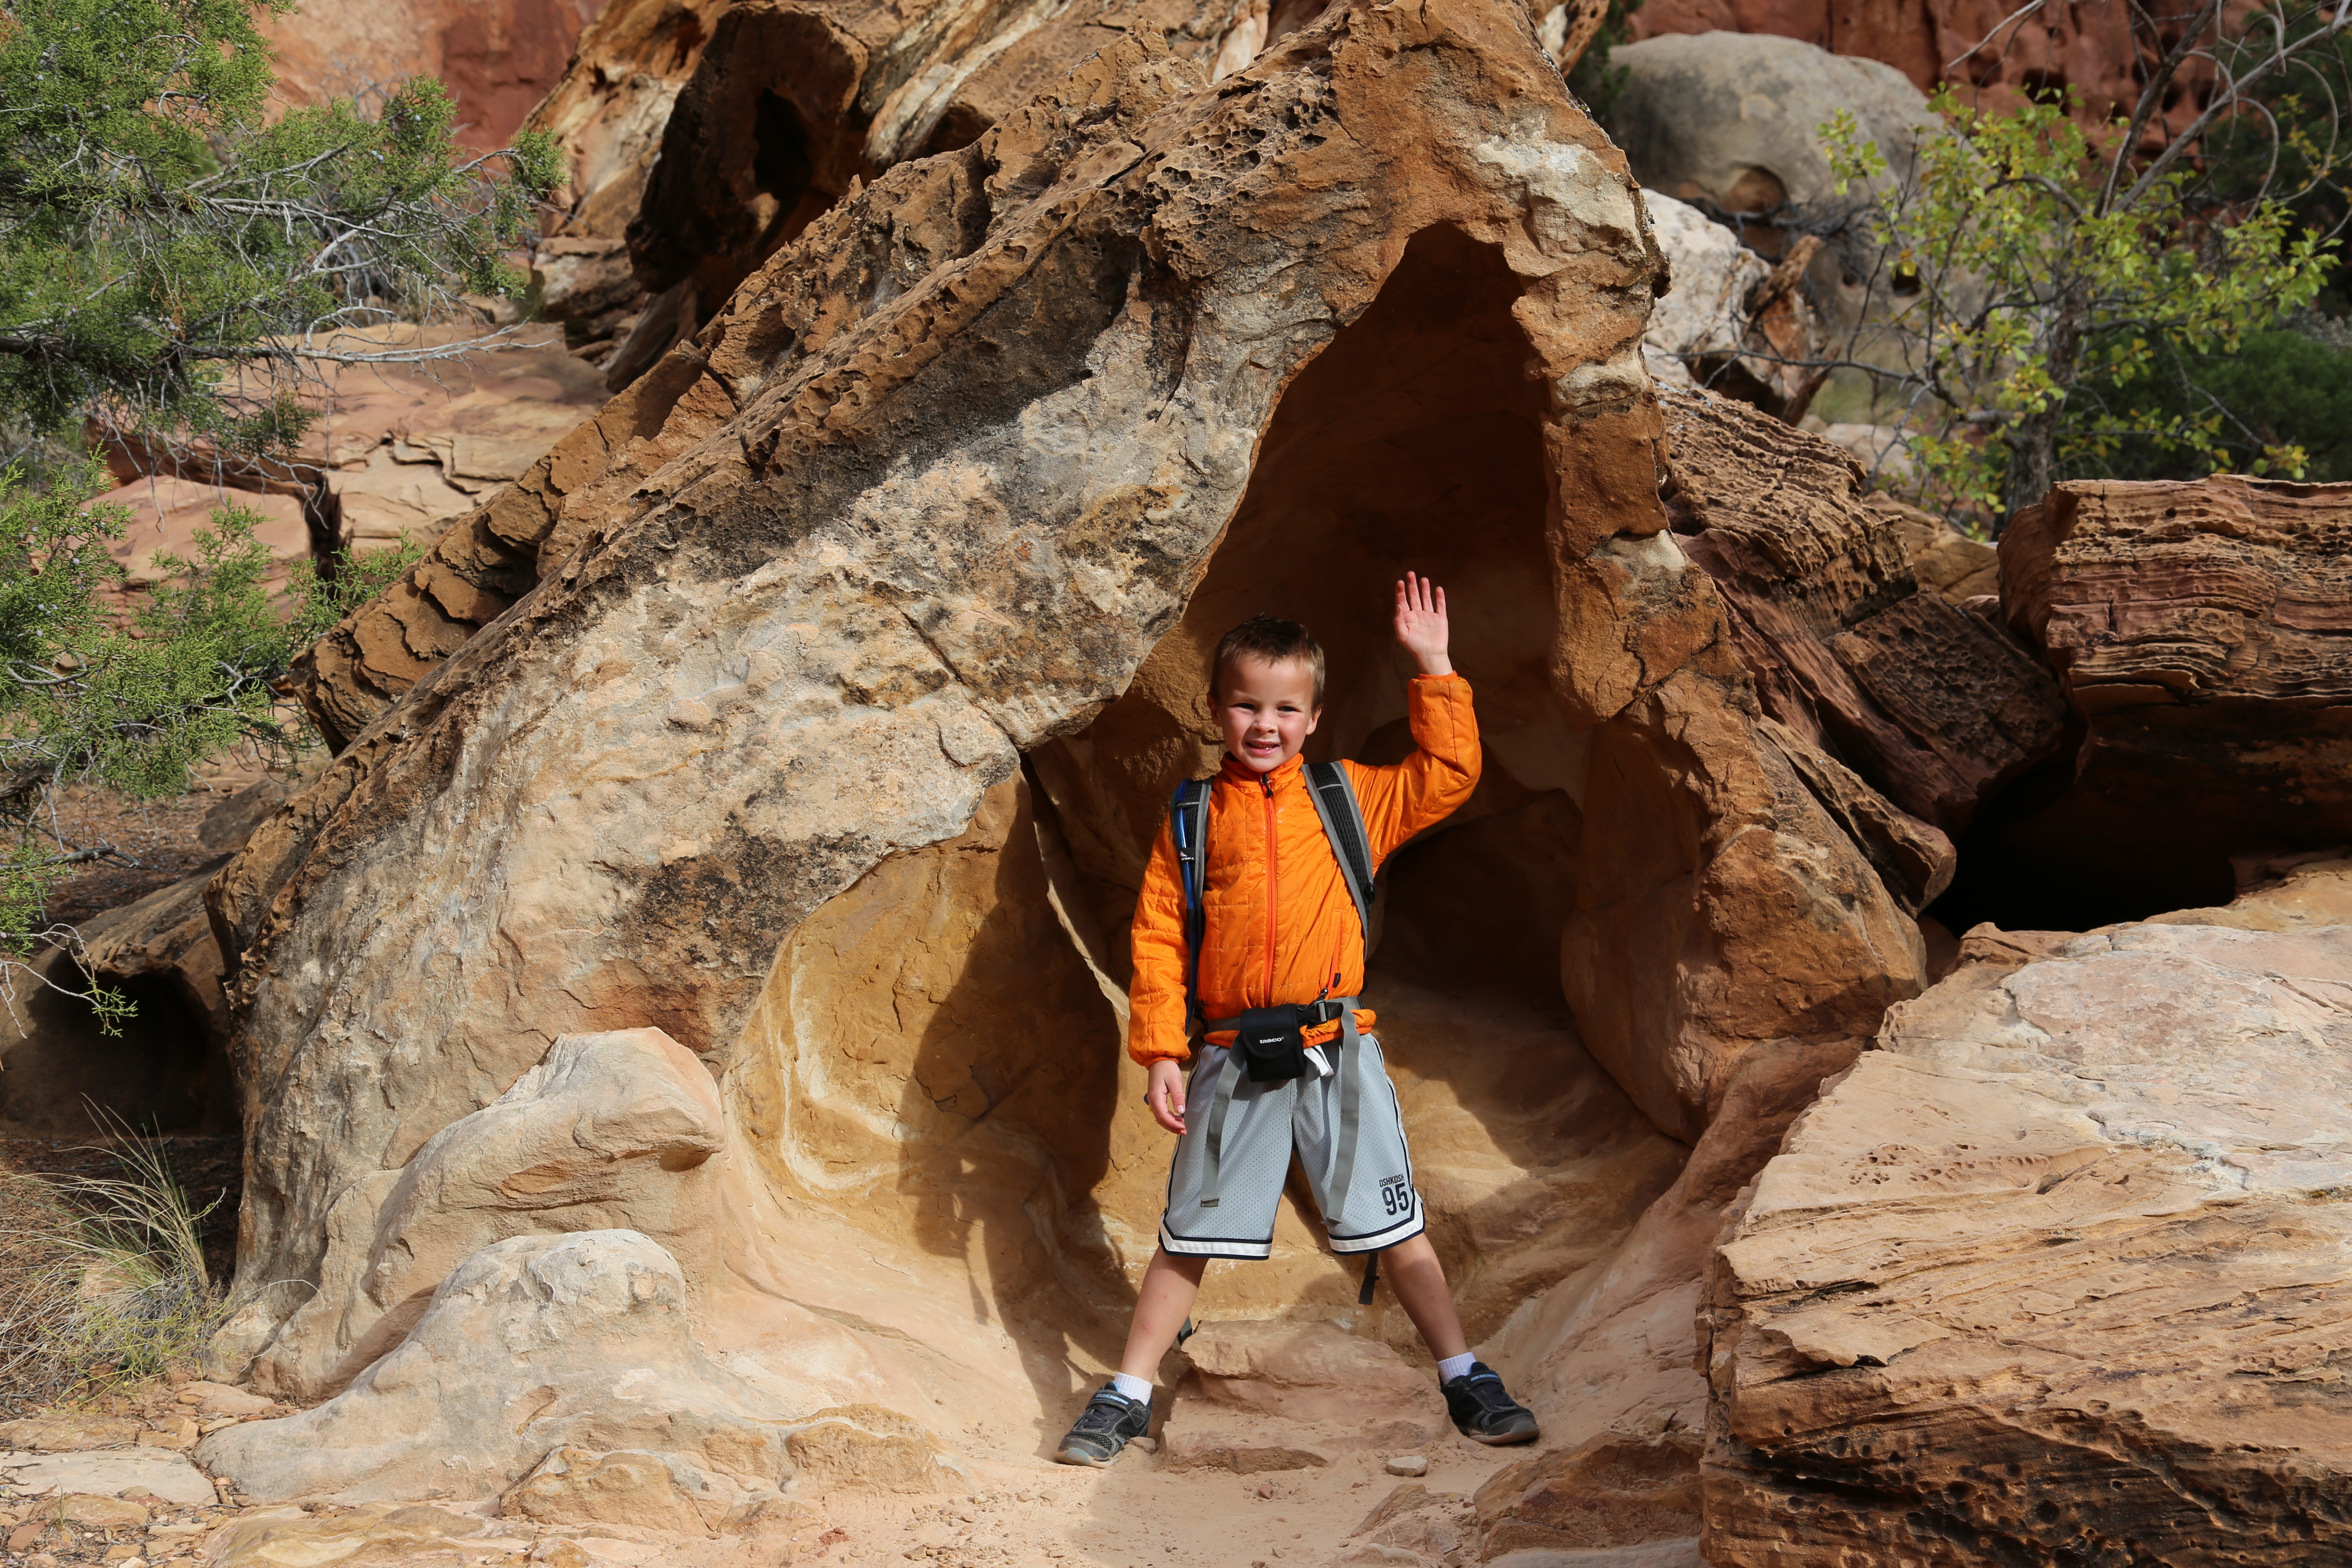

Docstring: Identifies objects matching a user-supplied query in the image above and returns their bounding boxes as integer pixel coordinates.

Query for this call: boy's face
[1215,653,1321,773]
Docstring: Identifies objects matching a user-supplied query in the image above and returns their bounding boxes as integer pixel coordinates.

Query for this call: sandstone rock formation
[1661,383,2064,840]
[1703,869,2352,1565]
[0,1450,215,1507]
[245,1028,729,1398]
[212,0,1935,1498]
[84,478,310,593]
[1639,193,1825,420]
[525,0,1514,380]
[1945,476,2352,930]
[1471,1430,1700,1559]
[308,328,613,554]
[1158,1320,1452,1470]
[202,1230,815,1506]
[1609,32,1937,221]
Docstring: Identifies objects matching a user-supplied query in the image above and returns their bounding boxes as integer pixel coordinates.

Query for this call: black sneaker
[1052,1384,1152,1466]
[1441,1362,1539,1446]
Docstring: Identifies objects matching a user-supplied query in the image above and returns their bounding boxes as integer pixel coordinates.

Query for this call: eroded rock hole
[1026,224,1684,1343]
[0,971,233,1138]
[737,228,1684,1384]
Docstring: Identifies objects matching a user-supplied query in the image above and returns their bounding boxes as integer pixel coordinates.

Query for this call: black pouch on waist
[1231,1005,1310,1083]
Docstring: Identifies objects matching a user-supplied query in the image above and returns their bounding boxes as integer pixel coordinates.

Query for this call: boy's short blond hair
[1211,614,1326,707]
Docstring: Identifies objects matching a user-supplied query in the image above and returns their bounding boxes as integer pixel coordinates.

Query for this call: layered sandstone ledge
[1704,863,2352,1566]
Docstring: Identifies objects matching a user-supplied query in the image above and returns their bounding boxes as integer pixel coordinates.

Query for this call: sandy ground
[0,1411,1528,1566]
[803,1436,1522,1568]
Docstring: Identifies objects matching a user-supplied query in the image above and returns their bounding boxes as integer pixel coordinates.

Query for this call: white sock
[1437,1353,1476,1383]
[1111,1372,1153,1404]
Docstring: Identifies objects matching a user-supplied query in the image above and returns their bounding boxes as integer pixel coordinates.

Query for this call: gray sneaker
[1052,1384,1151,1466]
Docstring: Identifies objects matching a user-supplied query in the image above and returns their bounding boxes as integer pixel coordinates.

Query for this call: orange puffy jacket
[1127,674,1481,1066]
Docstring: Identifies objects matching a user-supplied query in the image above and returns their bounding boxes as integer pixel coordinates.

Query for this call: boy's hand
[1394,572,1453,677]
[1145,1058,1188,1135]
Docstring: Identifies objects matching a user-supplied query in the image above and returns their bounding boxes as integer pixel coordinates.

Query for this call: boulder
[1947,476,2352,929]
[1638,193,1825,420]
[1702,910,2352,1565]
[220,0,1926,1473]
[1609,33,1940,217]
[1606,31,1940,338]
[199,1230,903,1504]
[243,1028,728,1398]
[1662,383,2065,836]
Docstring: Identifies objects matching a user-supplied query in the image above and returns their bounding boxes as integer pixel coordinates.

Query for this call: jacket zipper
[1262,772,1277,1006]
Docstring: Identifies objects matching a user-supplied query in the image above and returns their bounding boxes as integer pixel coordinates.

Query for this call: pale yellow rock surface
[244,1028,729,1398]
[201,1231,808,1505]
[0,1449,214,1505]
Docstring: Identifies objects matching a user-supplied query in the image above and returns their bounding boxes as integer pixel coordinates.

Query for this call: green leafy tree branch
[0,0,548,1021]
[1,0,560,471]
[1809,1,2349,531]
[0,461,419,1017]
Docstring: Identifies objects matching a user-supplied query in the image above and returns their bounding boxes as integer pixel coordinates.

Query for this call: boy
[1054,574,1540,1467]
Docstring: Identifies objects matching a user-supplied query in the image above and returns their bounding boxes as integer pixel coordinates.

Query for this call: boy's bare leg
[1117,1247,1209,1380]
[1379,1233,1471,1363]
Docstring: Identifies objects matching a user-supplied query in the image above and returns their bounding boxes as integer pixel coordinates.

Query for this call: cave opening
[0,968,235,1139]
[1027,224,1686,1345]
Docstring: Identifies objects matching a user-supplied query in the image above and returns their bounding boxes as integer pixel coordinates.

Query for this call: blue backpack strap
[1303,761,1375,943]
[1169,777,1213,1032]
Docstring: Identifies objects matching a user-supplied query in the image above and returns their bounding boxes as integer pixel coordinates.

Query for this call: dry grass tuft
[0,1130,224,1412]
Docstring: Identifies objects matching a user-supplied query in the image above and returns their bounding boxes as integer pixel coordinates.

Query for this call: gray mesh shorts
[1157,1033,1424,1260]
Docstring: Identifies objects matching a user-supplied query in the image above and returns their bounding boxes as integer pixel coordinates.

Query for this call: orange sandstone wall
[264,0,606,148]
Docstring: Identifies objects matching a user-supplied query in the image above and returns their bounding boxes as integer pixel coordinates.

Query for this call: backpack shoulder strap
[1303,761,1375,942]
[1170,777,1213,1029]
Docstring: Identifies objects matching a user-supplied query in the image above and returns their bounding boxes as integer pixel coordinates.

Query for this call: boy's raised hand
[1394,572,1453,677]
